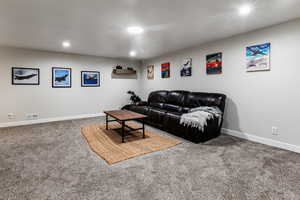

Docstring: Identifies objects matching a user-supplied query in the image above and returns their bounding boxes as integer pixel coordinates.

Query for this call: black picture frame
[206,52,222,74]
[52,67,72,88]
[12,67,40,85]
[81,71,100,87]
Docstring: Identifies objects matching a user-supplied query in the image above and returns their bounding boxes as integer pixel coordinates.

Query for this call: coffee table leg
[122,121,125,143]
[142,120,145,138]
[106,114,108,130]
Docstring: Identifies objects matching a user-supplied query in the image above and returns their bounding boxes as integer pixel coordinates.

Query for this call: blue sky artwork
[246,43,270,58]
[84,73,98,85]
[54,69,70,86]
[246,43,270,71]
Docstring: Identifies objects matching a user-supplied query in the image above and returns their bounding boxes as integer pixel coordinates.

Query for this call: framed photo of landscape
[81,71,100,87]
[52,67,72,88]
[12,67,40,85]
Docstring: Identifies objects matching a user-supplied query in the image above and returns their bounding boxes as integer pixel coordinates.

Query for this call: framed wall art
[206,52,222,74]
[81,71,100,87]
[161,62,170,78]
[246,43,270,72]
[180,58,192,77]
[52,67,72,88]
[12,67,40,85]
[147,65,154,80]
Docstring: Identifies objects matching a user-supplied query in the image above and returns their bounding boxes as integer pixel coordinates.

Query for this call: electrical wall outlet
[32,114,39,119]
[8,113,15,120]
[26,114,33,120]
[26,113,39,120]
[272,126,279,136]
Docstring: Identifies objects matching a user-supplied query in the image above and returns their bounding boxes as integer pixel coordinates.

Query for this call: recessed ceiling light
[238,4,252,16]
[127,26,144,34]
[62,41,71,48]
[130,51,136,57]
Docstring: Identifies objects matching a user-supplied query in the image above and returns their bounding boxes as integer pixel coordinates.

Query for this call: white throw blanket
[180,107,222,132]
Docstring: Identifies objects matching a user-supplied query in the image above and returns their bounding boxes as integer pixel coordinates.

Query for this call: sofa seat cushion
[181,107,190,113]
[163,112,182,134]
[148,108,167,124]
[149,102,164,109]
[163,104,183,113]
[166,111,182,117]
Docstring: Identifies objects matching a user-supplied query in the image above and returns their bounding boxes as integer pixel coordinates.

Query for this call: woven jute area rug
[81,122,181,164]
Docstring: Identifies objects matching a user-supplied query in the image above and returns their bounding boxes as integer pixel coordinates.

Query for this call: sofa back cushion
[184,92,226,112]
[166,90,190,106]
[147,90,226,113]
[148,90,169,108]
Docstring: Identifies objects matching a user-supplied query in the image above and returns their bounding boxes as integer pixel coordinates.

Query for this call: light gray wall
[140,18,300,147]
[0,47,141,123]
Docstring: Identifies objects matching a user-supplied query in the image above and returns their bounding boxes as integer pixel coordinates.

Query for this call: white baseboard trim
[0,113,105,128]
[222,128,300,154]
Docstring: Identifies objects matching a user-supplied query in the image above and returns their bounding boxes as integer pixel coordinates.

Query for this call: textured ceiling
[0,0,300,59]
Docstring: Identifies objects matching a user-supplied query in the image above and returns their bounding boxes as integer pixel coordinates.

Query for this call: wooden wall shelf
[113,69,136,75]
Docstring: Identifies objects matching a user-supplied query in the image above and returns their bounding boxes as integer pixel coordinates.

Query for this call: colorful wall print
[52,67,72,88]
[147,65,154,80]
[161,62,170,78]
[246,43,270,72]
[12,67,40,85]
[206,52,222,74]
[180,58,192,77]
[81,71,100,87]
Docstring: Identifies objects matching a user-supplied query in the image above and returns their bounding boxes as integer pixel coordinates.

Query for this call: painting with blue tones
[246,43,270,72]
[81,71,100,87]
[52,67,72,88]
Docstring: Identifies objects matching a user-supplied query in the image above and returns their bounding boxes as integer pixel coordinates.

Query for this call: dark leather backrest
[147,90,226,113]
[184,92,226,112]
[166,90,190,106]
[148,90,169,108]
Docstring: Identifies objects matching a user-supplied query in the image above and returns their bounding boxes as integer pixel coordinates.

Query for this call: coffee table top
[104,110,147,121]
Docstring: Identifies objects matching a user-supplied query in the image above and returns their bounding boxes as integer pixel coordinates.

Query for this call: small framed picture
[246,43,270,72]
[81,71,100,87]
[52,67,72,88]
[180,58,192,77]
[147,65,154,80]
[12,67,40,85]
[161,62,170,78]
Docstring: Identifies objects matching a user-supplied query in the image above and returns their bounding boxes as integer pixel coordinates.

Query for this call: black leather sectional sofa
[123,90,226,143]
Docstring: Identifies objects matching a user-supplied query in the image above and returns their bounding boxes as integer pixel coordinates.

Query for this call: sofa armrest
[122,101,148,110]
[136,101,148,106]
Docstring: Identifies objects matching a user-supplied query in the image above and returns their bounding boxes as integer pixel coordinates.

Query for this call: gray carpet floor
[0,117,299,200]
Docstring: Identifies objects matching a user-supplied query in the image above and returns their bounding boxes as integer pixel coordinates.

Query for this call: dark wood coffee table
[104,110,147,143]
